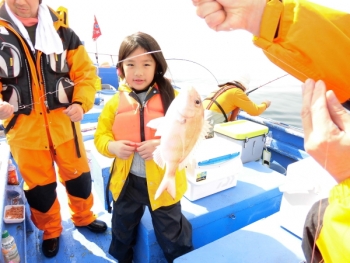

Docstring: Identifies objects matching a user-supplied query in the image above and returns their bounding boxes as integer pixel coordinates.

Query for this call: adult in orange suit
[0,0,107,258]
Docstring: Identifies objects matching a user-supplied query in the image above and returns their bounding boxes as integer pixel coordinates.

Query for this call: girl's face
[122,47,156,91]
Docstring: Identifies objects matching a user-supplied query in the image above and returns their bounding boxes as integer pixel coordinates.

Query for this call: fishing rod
[86,51,286,94]
[246,74,289,95]
[165,58,219,85]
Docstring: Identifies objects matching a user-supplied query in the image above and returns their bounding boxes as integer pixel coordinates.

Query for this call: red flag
[92,15,102,41]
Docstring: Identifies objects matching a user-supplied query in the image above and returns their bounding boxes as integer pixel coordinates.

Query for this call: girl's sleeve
[94,94,119,158]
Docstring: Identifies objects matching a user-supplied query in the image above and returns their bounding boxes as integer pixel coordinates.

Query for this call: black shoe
[77,219,107,233]
[42,237,59,258]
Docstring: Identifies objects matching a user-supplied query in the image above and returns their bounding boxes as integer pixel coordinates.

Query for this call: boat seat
[174,212,306,263]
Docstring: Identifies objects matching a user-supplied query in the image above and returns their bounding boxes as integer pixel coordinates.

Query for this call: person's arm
[66,28,97,114]
[301,79,350,262]
[232,89,269,116]
[255,0,350,103]
[94,94,120,158]
[193,0,350,103]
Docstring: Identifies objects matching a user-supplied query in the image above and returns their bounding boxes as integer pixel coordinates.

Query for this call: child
[94,32,194,263]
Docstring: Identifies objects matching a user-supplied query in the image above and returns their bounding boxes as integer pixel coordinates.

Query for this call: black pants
[109,173,194,263]
[302,198,328,263]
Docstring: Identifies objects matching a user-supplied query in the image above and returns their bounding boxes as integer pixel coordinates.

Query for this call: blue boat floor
[25,179,116,263]
[175,212,306,263]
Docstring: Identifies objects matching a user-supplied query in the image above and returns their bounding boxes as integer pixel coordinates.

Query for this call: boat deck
[0,104,309,263]
[175,212,306,263]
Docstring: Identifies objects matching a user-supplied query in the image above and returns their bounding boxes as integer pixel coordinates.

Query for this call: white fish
[147,86,211,200]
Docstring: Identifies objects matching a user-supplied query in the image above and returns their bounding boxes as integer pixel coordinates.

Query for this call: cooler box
[278,157,337,238]
[213,120,269,163]
[185,137,243,201]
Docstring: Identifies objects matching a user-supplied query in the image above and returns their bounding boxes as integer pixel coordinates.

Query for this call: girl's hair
[117,32,175,113]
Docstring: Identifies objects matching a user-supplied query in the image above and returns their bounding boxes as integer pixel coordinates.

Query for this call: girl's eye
[126,63,133,67]
[145,64,151,67]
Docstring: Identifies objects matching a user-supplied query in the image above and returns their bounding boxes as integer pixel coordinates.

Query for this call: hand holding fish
[0,98,14,119]
[192,0,266,35]
[136,139,160,161]
[147,86,211,200]
[63,103,84,122]
[301,79,350,183]
[108,140,137,160]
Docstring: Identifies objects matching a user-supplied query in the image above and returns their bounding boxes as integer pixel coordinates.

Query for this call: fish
[147,86,211,200]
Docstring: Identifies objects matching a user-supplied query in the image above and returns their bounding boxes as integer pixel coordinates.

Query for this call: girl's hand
[108,140,137,159]
[136,139,160,160]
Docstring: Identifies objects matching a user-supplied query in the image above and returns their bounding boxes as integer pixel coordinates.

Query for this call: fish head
[176,86,203,119]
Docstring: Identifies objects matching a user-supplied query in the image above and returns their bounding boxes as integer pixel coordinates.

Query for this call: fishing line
[246,73,288,95]
[16,70,91,110]
[87,50,286,95]
[165,58,219,85]
[262,48,329,263]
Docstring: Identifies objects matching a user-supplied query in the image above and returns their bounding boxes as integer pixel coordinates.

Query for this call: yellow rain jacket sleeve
[204,88,267,116]
[94,88,187,211]
[316,178,350,263]
[254,0,350,103]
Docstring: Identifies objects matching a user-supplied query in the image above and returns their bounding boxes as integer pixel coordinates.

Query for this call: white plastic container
[184,137,243,201]
[3,205,25,224]
[214,120,269,163]
[1,230,20,263]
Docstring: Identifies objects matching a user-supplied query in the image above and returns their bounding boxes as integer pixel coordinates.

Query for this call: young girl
[94,32,194,263]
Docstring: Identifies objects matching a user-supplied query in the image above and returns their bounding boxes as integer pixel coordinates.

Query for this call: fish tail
[154,175,176,200]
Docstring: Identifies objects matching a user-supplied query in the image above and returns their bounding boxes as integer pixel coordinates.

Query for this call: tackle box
[184,137,243,201]
[213,120,269,163]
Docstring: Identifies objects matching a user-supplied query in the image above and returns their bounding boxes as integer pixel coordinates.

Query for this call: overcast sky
[43,0,350,85]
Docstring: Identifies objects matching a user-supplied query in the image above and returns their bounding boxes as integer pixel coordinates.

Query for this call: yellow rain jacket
[94,84,187,211]
[255,1,350,261]
[203,87,267,117]
[254,0,350,103]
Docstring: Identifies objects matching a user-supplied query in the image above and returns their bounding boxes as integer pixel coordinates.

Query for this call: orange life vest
[112,87,164,142]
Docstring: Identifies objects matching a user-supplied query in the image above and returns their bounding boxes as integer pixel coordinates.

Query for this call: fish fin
[154,175,176,200]
[147,117,164,129]
[153,146,165,169]
[147,117,168,136]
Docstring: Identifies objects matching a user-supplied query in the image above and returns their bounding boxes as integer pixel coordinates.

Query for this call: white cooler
[213,120,269,163]
[184,137,243,201]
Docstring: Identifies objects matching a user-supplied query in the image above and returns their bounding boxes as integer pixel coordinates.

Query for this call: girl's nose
[134,68,143,76]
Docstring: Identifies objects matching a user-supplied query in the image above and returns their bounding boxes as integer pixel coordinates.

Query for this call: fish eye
[195,99,200,105]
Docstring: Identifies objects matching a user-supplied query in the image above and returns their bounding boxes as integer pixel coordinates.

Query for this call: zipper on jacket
[129,91,145,142]
[40,56,50,113]
[24,60,34,109]
[129,86,159,142]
